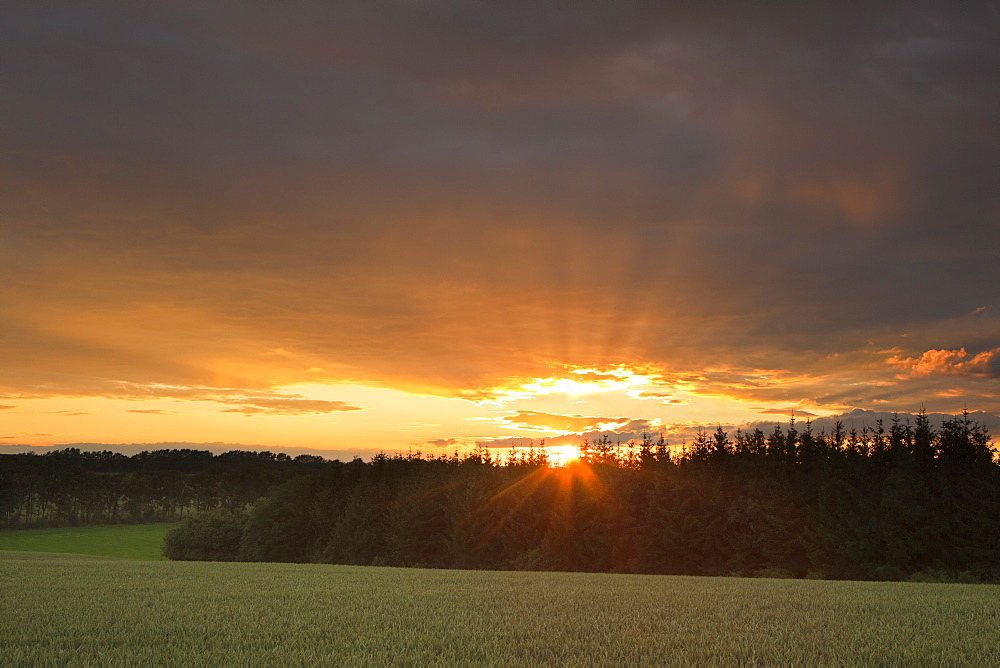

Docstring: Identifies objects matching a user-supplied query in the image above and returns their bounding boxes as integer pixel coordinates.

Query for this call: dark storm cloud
[2,1,999,411]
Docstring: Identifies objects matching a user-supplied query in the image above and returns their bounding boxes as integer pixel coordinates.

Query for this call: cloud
[632,391,686,405]
[0,379,365,417]
[421,438,462,448]
[757,407,818,417]
[476,417,666,449]
[888,348,1000,378]
[217,398,364,416]
[126,409,173,415]
[498,411,632,433]
[0,0,998,431]
[569,370,638,383]
[470,436,541,450]
[0,405,16,410]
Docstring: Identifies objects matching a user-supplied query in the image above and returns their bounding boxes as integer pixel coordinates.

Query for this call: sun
[544,444,582,467]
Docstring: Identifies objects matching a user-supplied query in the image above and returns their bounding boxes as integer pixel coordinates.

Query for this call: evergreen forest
[2,412,998,583]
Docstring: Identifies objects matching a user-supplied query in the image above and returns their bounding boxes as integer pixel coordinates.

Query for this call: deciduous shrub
[162,508,247,561]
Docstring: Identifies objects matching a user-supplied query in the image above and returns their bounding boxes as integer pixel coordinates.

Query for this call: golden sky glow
[2,3,1000,457]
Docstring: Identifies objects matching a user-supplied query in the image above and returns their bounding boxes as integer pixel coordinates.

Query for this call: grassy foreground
[0,523,176,560]
[1,553,998,665]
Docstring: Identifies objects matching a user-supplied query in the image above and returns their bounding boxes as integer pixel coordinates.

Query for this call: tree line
[164,411,1000,583]
[0,448,328,527]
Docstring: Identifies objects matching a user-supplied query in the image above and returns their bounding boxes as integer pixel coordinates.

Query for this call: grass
[0,523,176,561]
[1,552,998,665]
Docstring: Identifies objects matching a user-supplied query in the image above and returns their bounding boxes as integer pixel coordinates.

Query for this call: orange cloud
[476,417,665,449]
[421,438,462,448]
[756,407,818,417]
[0,379,366,418]
[888,348,1000,378]
[632,390,687,405]
[218,398,364,416]
[499,411,632,433]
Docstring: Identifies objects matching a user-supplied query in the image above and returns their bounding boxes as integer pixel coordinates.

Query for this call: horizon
[3,407,997,464]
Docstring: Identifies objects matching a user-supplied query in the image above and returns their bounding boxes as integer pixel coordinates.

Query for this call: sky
[2,1,999,460]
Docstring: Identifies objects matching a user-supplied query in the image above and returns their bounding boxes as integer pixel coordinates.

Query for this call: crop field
[0,523,176,561]
[2,552,999,665]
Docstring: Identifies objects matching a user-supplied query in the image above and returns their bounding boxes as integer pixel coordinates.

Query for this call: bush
[162,509,247,561]
[239,475,319,563]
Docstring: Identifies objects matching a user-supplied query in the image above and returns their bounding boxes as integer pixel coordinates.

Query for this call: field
[0,523,176,561]
[2,552,999,665]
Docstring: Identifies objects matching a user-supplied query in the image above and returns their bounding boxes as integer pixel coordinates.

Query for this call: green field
[1,552,998,665]
[0,523,176,561]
